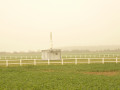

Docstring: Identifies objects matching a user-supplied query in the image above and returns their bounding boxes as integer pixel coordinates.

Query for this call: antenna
[50,32,53,49]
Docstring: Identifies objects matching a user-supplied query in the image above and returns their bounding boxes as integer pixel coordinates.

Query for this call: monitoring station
[41,32,61,60]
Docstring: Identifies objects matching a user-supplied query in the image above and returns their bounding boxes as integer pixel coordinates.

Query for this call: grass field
[0,63,120,90]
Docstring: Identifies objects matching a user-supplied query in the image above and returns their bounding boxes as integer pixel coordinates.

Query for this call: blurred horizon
[0,45,120,53]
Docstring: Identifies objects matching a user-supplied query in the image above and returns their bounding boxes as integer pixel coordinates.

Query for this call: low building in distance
[41,32,61,60]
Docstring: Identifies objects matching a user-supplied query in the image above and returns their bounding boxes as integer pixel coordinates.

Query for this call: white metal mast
[50,32,53,49]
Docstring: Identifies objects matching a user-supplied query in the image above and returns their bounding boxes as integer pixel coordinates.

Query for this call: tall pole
[50,32,53,49]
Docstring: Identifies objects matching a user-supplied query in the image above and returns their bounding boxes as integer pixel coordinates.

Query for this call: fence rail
[0,58,120,67]
[0,54,120,60]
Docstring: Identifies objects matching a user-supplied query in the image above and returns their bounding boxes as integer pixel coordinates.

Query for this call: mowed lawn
[0,64,120,90]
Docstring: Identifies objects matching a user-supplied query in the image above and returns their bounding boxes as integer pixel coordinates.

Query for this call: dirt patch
[42,69,55,72]
[84,71,119,76]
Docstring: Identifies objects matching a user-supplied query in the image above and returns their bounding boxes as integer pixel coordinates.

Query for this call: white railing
[0,54,120,60]
[62,54,120,58]
[0,58,120,67]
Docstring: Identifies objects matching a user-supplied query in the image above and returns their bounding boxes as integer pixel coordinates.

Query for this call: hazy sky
[0,0,120,52]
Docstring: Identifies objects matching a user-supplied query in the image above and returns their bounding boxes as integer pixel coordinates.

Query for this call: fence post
[75,58,77,65]
[34,59,36,65]
[102,58,104,64]
[88,58,90,64]
[6,60,8,67]
[116,57,118,64]
[48,59,50,65]
[62,59,63,65]
[20,59,22,66]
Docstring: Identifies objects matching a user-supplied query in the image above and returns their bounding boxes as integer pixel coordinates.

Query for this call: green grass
[0,64,120,90]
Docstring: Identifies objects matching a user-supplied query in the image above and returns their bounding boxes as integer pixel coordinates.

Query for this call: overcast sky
[0,0,120,52]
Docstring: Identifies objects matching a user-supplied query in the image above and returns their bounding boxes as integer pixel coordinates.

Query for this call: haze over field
[60,45,120,51]
[0,0,120,52]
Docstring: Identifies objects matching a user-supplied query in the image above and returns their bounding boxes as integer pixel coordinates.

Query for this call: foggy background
[0,0,120,52]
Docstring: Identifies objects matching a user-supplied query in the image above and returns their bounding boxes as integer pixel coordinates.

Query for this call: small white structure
[41,32,61,60]
[41,49,61,60]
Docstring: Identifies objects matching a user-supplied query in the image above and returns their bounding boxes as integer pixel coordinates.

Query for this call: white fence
[62,54,120,58]
[0,58,120,67]
[0,54,120,60]
[0,56,41,59]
